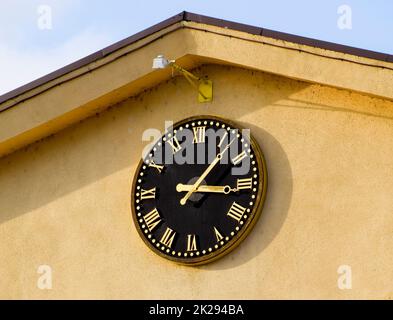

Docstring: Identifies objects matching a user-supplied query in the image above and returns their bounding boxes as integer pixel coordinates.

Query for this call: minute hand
[179,138,235,205]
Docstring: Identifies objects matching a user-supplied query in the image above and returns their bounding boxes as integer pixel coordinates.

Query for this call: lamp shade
[152,55,169,69]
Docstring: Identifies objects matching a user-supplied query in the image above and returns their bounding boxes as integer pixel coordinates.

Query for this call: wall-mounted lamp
[152,55,213,103]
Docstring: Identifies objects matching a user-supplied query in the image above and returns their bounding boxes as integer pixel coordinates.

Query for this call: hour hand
[176,183,236,194]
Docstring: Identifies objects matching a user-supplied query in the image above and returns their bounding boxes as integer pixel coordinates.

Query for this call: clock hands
[176,183,238,194]
[179,138,236,205]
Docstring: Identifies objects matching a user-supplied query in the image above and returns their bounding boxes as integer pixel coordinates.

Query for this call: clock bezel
[131,115,268,266]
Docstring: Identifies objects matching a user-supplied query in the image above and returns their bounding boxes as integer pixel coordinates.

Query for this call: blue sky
[1,0,392,95]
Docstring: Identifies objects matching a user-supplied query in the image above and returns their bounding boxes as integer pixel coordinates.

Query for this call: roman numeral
[193,126,206,144]
[227,202,246,222]
[167,136,182,154]
[160,227,176,248]
[237,178,253,190]
[148,160,164,173]
[213,227,224,242]
[187,234,198,251]
[143,208,161,232]
[232,150,247,165]
[140,187,156,200]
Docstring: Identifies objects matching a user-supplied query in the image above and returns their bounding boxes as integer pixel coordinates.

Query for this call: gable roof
[1,11,392,107]
[0,11,392,159]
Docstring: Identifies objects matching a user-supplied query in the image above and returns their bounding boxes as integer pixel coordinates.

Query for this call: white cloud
[0,28,113,95]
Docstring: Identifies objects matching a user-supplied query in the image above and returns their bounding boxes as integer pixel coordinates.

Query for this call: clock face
[131,115,267,265]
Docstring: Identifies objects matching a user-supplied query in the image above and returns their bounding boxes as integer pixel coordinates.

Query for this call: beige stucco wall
[0,64,392,299]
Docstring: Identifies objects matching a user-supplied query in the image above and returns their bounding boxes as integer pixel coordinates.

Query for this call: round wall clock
[131,115,267,265]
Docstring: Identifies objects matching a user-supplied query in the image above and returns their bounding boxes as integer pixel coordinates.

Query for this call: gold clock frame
[131,115,268,266]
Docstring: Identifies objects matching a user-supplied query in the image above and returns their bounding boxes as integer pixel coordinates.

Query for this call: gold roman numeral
[227,202,246,222]
[213,227,224,242]
[143,208,161,232]
[237,178,253,190]
[232,150,247,165]
[160,227,176,248]
[167,136,182,154]
[193,126,206,144]
[187,234,198,251]
[148,160,164,173]
[140,187,156,200]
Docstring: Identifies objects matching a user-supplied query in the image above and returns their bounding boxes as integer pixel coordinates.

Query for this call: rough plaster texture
[2,23,392,158]
[0,65,392,299]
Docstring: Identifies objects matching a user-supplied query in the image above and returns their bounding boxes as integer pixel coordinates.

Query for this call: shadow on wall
[0,65,300,227]
[2,62,393,277]
[203,124,293,270]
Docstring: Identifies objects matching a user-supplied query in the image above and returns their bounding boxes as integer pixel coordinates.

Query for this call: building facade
[0,12,392,299]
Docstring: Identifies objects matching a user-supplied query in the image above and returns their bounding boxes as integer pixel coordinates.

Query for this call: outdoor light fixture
[152,55,213,103]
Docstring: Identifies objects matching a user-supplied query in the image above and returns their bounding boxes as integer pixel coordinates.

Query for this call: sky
[0,0,392,96]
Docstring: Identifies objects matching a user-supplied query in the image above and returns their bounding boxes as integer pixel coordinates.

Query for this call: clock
[131,115,267,265]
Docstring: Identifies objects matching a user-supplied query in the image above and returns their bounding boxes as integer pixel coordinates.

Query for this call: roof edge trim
[0,11,392,106]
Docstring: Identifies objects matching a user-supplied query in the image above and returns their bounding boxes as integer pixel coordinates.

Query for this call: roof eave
[1,11,392,107]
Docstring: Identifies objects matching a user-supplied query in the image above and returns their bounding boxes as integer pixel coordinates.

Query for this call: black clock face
[131,116,267,265]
